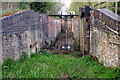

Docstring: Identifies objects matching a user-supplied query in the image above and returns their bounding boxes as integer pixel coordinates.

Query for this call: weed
[19,52,28,62]
[2,50,120,78]
[2,58,15,70]
[112,68,120,79]
[30,53,36,58]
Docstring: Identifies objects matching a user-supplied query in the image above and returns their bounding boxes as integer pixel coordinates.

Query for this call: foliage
[29,2,63,14]
[40,48,49,54]
[2,50,120,78]
[1,2,63,16]
[109,2,120,15]
[18,2,31,10]
[1,2,20,16]
[30,2,54,13]
[1,2,19,11]
[1,9,19,16]
[2,59,15,70]
[19,52,28,62]
[30,53,37,58]
[69,2,120,15]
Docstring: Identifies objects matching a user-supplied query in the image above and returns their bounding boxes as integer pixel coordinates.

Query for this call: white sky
[60,0,71,14]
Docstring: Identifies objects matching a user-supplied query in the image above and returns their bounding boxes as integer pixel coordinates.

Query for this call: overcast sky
[60,0,71,14]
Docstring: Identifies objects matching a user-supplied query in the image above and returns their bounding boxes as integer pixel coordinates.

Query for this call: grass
[2,49,120,79]
[0,9,20,17]
[0,8,31,18]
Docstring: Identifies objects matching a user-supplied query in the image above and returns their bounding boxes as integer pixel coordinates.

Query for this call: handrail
[108,6,120,10]
[90,1,120,14]
[91,1,106,7]
[88,1,120,35]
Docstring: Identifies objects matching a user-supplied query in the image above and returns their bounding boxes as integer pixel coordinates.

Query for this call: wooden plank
[91,1,106,7]
[115,0,118,14]
[30,40,37,48]
[108,6,120,10]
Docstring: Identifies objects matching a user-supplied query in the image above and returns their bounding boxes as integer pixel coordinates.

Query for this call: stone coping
[97,9,120,21]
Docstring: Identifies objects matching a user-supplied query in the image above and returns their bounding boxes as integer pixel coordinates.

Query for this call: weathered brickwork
[0,10,61,63]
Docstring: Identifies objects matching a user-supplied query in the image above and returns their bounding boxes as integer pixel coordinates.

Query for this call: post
[106,0,108,8]
[99,1,101,9]
[115,0,118,14]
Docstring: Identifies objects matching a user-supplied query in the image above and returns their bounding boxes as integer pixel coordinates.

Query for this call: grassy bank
[2,50,120,78]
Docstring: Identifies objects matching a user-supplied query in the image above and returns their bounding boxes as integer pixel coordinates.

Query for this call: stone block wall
[72,9,120,68]
[90,9,120,68]
[90,19,119,67]
[0,10,61,63]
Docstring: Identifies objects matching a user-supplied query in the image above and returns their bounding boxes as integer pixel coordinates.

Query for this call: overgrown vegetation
[18,2,31,10]
[2,49,120,78]
[1,2,63,16]
[30,2,54,13]
[69,2,120,15]
[108,2,120,15]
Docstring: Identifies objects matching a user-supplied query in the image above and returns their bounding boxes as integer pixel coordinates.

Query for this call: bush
[2,58,15,70]
[113,68,120,79]
[40,49,48,54]
[30,2,55,13]
[18,2,30,10]
[30,53,37,58]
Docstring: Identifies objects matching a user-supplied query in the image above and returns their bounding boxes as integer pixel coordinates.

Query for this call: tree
[30,2,63,14]
[2,2,19,11]
[108,2,120,15]
[18,2,31,10]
